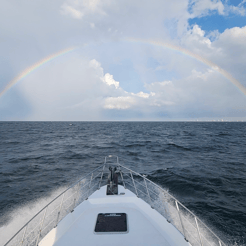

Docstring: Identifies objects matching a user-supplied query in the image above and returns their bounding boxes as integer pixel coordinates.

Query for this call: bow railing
[4,156,227,246]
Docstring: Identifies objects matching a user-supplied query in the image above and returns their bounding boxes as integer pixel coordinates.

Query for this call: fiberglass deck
[39,185,190,246]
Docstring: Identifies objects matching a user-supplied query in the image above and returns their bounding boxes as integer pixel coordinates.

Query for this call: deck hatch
[95,213,127,233]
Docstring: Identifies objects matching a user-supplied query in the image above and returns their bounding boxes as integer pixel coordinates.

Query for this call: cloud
[59,0,190,37]
[103,91,157,110]
[60,4,84,19]
[225,0,246,16]
[217,26,246,43]
[102,73,119,88]
[189,0,225,17]
[188,0,246,19]
[229,5,246,16]
[3,40,246,120]
[182,25,246,85]
[145,68,246,117]
[6,20,246,120]
[132,91,151,98]
[104,96,135,109]
[182,24,213,53]
[90,22,95,28]
[1,0,246,120]
[60,0,106,19]
[18,56,120,120]
[89,59,119,88]
[17,57,154,119]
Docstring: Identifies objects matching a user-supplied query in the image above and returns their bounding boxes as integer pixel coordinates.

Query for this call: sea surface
[0,122,245,245]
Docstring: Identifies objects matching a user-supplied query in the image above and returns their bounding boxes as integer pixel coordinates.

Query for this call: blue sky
[189,12,246,33]
[0,0,246,121]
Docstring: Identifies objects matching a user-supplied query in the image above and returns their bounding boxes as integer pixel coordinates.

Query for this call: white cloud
[188,0,246,20]
[145,68,246,114]
[224,0,246,16]
[17,57,122,120]
[182,25,246,83]
[131,91,150,98]
[60,0,106,19]
[229,5,245,15]
[189,0,225,17]
[182,25,213,53]
[4,42,246,120]
[58,0,190,37]
[60,3,84,19]
[1,0,246,120]
[104,96,135,109]
[89,59,119,88]
[102,73,119,89]
[89,58,101,69]
[218,26,246,41]
[145,80,177,106]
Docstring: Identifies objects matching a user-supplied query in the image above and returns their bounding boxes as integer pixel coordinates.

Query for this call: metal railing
[4,156,227,246]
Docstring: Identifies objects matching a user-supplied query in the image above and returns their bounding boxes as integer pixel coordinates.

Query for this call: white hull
[40,185,190,246]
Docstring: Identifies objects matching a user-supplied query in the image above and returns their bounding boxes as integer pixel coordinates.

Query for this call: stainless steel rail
[4,156,227,246]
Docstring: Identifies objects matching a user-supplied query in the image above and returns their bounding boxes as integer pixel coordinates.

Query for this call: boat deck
[39,185,190,246]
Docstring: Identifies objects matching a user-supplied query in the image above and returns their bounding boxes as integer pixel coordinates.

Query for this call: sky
[0,0,246,121]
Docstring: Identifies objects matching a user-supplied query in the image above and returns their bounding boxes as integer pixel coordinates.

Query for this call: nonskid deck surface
[39,185,190,246]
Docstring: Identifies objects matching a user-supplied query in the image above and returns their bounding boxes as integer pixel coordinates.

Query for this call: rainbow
[0,47,76,98]
[127,38,246,96]
[1,40,246,98]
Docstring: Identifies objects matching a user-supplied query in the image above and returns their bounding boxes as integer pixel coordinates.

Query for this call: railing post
[175,200,187,241]
[219,241,222,246]
[99,165,105,189]
[89,173,94,188]
[55,193,65,227]
[72,182,81,212]
[120,170,126,189]
[143,177,152,206]
[20,225,28,246]
[130,171,138,196]
[195,216,203,246]
[161,190,171,222]
[35,207,48,246]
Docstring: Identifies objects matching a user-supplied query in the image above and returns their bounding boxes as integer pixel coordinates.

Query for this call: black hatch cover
[95,213,127,233]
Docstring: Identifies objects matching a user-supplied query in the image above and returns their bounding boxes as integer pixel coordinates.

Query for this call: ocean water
[0,122,245,245]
